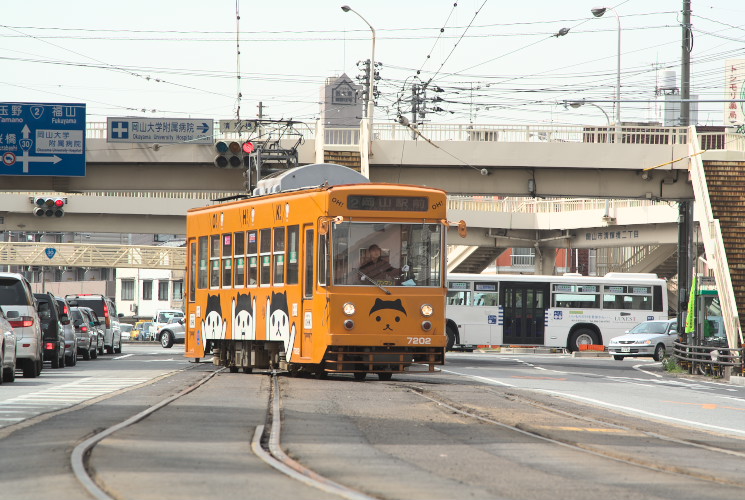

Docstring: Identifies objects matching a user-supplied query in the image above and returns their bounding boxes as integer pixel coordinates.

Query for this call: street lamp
[565,100,611,143]
[591,6,621,142]
[341,5,375,178]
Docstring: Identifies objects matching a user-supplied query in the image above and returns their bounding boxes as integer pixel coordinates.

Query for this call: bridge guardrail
[85,121,745,152]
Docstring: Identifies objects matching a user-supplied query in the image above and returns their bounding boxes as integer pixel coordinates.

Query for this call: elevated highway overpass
[4,122,740,200]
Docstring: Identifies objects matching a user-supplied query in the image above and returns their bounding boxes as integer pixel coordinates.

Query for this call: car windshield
[629,322,668,334]
[331,221,443,287]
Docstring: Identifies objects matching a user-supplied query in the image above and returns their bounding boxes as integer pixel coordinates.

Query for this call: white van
[0,273,43,378]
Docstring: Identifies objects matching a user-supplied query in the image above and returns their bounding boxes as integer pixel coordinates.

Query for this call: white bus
[446,272,669,352]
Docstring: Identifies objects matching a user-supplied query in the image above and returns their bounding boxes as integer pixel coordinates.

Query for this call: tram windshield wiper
[357,269,391,295]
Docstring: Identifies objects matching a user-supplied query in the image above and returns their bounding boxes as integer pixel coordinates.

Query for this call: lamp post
[341,5,375,178]
[566,100,611,143]
[591,6,621,143]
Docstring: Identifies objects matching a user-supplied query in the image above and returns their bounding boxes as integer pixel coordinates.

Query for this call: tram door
[501,282,549,345]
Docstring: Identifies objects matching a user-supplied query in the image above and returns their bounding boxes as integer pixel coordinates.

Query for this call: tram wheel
[242,366,253,374]
[353,371,367,381]
[377,373,393,381]
[229,366,239,373]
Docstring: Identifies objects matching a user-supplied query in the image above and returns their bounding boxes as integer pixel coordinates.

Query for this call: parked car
[120,324,133,341]
[132,320,155,341]
[152,309,184,337]
[65,294,122,354]
[52,295,78,367]
[70,306,98,360]
[159,318,185,348]
[0,272,43,378]
[81,307,105,355]
[34,292,66,369]
[608,319,678,361]
[0,307,17,383]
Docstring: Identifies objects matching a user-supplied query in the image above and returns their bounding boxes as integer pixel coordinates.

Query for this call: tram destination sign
[0,102,86,176]
[347,195,429,212]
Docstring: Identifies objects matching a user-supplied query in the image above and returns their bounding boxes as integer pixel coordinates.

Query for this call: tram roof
[253,163,369,196]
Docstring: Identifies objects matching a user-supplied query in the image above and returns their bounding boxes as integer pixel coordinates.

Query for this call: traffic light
[33,197,66,217]
[213,140,243,168]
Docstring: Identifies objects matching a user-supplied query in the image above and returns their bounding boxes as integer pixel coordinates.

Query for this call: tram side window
[247,230,258,286]
[190,241,197,301]
[447,290,471,306]
[234,232,245,288]
[318,233,328,286]
[287,225,299,285]
[198,236,208,289]
[304,228,314,298]
[222,233,232,288]
[210,234,220,288]
[274,227,285,285]
[260,228,272,285]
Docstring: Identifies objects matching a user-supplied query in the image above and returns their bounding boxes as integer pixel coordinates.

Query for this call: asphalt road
[2,347,745,499]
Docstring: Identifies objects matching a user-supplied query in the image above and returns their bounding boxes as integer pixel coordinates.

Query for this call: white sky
[1,0,743,128]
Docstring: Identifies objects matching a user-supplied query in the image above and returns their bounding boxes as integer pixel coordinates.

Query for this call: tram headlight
[343,302,356,316]
[420,304,433,317]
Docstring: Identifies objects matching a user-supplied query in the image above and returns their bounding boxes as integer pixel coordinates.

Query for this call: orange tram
[184,163,462,380]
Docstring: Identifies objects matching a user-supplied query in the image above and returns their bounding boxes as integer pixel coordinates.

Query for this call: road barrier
[673,341,744,379]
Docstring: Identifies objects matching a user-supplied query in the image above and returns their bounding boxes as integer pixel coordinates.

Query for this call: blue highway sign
[0,102,86,176]
[107,117,214,144]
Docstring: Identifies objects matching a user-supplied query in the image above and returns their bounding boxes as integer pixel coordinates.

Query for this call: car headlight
[343,302,356,316]
[420,304,433,317]
[609,339,618,345]
[638,340,652,345]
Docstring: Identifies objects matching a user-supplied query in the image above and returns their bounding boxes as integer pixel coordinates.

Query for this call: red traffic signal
[33,197,66,217]
[242,141,255,154]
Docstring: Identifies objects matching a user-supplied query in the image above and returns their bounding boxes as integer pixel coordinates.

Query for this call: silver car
[608,319,678,361]
[0,308,17,383]
[159,318,185,348]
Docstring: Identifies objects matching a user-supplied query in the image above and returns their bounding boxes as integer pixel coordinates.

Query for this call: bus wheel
[377,373,393,381]
[446,325,457,351]
[568,328,597,352]
[353,371,367,381]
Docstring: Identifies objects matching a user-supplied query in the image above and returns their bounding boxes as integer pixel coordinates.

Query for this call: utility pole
[257,102,264,120]
[680,0,692,126]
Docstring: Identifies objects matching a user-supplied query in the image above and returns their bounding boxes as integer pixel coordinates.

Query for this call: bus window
[603,285,653,310]
[260,228,271,285]
[474,292,498,306]
[247,230,258,286]
[222,233,232,288]
[198,236,208,289]
[274,227,285,285]
[210,234,220,288]
[287,225,299,285]
[234,232,245,288]
[447,290,470,306]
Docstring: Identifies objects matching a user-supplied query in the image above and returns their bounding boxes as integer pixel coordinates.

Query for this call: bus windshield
[332,221,443,287]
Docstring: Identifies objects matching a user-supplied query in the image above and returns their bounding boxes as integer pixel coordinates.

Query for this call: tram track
[407,382,745,489]
[71,369,377,500]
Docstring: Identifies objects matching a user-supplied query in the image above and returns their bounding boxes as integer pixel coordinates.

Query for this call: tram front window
[332,222,442,287]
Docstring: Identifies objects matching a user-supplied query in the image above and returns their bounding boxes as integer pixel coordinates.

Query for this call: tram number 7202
[408,337,433,345]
